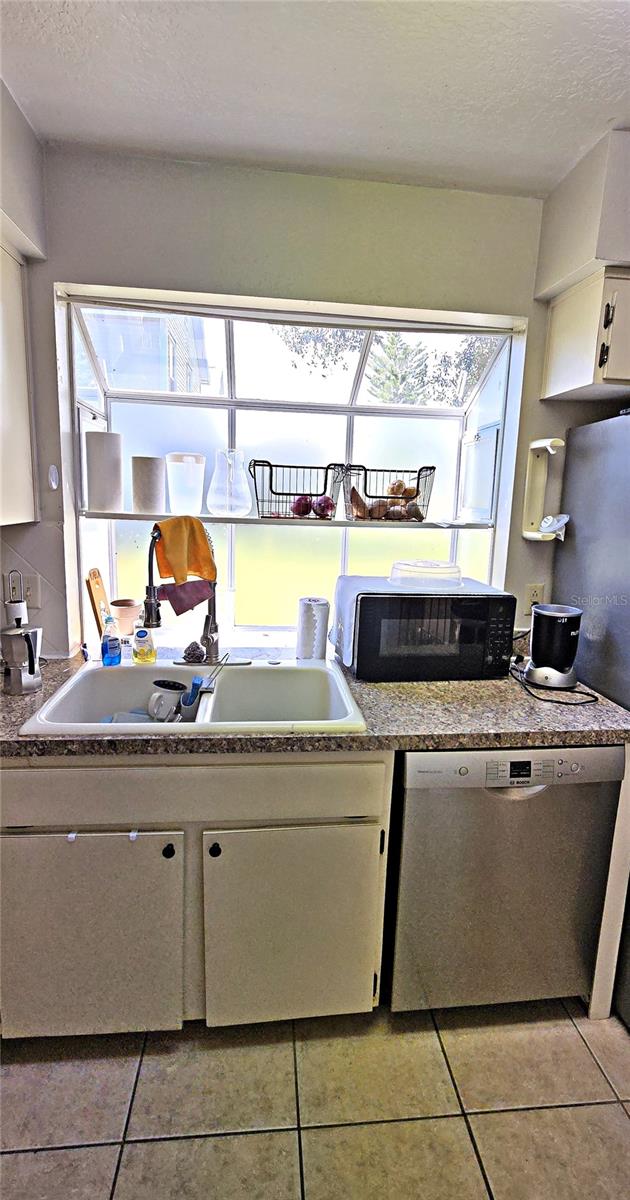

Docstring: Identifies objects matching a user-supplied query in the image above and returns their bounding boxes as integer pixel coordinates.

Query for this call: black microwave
[333,582,517,682]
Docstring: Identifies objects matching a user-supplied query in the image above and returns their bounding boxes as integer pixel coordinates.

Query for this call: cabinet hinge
[379,829,385,854]
[598,341,610,368]
[603,301,615,330]
[373,972,378,998]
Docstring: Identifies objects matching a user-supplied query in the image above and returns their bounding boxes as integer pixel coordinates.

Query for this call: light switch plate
[24,574,42,609]
[3,573,42,609]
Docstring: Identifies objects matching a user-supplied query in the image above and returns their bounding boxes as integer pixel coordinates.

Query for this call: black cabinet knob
[162,843,176,859]
[208,842,222,858]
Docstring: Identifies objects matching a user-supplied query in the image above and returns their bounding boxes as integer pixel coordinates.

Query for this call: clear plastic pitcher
[166,453,206,515]
[206,449,252,517]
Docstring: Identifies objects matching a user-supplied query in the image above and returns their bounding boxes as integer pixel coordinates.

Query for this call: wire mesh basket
[248,460,346,519]
[343,465,436,522]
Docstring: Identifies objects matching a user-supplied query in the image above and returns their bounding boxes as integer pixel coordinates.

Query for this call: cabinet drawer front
[1,762,386,825]
[203,823,382,1026]
[0,831,184,1037]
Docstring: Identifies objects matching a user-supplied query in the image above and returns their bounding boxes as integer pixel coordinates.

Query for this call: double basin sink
[20,659,366,736]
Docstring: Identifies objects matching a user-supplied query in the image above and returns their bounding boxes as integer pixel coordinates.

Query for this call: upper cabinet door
[0,245,36,524]
[599,278,630,383]
[0,831,184,1037]
[203,823,383,1026]
[541,269,630,401]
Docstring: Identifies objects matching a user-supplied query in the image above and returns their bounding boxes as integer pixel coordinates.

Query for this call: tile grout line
[0,1140,123,1157]
[560,998,624,1102]
[108,1030,147,1200]
[429,1011,495,1200]
[3,1095,623,1161]
[291,1021,306,1200]
[300,1097,623,1129]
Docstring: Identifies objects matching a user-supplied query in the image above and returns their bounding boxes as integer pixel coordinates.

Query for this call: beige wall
[0,80,46,257]
[3,145,620,653]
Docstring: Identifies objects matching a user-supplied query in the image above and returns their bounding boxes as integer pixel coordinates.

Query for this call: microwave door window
[373,596,488,680]
[379,599,458,657]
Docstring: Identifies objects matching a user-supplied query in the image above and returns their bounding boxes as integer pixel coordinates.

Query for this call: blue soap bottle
[101,615,122,666]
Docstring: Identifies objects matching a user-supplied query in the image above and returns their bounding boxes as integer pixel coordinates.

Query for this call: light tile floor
[1,999,629,1199]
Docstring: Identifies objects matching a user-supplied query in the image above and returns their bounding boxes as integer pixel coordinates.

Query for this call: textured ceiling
[2,0,629,196]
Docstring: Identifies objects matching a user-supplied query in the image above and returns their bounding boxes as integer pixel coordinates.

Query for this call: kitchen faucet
[144,528,220,664]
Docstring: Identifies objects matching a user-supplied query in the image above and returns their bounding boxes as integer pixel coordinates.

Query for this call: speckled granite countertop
[1,648,629,759]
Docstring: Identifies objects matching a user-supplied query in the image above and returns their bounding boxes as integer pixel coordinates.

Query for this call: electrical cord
[509,665,598,705]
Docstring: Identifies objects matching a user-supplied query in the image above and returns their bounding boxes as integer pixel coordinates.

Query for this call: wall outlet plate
[525,583,545,614]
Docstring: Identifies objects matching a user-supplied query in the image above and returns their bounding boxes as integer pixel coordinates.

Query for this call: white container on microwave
[330,575,517,683]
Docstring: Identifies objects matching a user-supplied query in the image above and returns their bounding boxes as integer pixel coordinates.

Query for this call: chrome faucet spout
[200,583,219,664]
[144,529,162,628]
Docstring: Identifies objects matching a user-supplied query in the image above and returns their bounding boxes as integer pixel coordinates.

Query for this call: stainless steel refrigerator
[552,411,630,1024]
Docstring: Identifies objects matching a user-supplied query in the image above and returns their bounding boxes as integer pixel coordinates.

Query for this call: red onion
[312,495,335,519]
[291,495,312,516]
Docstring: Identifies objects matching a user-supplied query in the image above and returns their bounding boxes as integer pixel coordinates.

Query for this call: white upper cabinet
[0,245,36,524]
[541,268,630,401]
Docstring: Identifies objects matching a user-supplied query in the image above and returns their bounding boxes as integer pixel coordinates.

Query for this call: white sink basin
[197,660,366,733]
[20,660,366,736]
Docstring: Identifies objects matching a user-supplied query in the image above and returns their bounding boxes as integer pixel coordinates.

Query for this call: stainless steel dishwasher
[391,746,625,1011]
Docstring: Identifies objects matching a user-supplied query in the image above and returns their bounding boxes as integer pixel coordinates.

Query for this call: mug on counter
[148,679,187,721]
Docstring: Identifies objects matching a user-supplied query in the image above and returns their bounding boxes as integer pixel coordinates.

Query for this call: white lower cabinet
[203,823,382,1025]
[0,753,393,1036]
[0,831,184,1037]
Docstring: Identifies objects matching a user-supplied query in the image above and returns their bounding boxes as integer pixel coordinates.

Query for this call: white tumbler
[85,431,123,512]
[132,456,166,513]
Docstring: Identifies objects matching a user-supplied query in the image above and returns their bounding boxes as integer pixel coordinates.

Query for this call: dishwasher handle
[484,783,551,799]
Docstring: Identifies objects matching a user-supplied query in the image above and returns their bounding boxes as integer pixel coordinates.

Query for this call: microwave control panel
[481,597,517,675]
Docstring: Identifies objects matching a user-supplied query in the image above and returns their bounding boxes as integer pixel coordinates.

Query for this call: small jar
[132,627,157,664]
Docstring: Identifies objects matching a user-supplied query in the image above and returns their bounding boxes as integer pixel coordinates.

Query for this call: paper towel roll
[86,432,123,512]
[296,597,330,660]
[132,456,166,513]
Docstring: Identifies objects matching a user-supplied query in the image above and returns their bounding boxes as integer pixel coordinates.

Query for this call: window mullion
[225,320,238,594]
[348,331,373,407]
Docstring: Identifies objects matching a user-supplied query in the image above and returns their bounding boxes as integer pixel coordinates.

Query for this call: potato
[387,478,405,496]
[385,504,406,520]
[406,501,424,521]
[402,486,417,499]
[368,500,389,520]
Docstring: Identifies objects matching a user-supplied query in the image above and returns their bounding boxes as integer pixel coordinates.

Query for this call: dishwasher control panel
[404,745,625,789]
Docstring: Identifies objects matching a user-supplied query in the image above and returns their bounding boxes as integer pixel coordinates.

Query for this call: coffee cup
[148,679,187,721]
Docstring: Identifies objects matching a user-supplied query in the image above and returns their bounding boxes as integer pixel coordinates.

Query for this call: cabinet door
[600,277,630,382]
[203,824,382,1025]
[0,245,36,524]
[0,831,184,1037]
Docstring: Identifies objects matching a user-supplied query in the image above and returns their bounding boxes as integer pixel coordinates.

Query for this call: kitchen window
[70,298,520,645]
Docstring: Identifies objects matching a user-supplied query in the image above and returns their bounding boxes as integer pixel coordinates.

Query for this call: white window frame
[64,290,526,640]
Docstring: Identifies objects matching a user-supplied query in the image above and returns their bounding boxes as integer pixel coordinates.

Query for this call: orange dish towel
[153,517,217,585]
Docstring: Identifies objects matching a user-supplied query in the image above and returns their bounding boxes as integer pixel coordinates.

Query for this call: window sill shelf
[79,509,493,530]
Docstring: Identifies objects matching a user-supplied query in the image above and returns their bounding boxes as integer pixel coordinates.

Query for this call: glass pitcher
[206,449,252,517]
